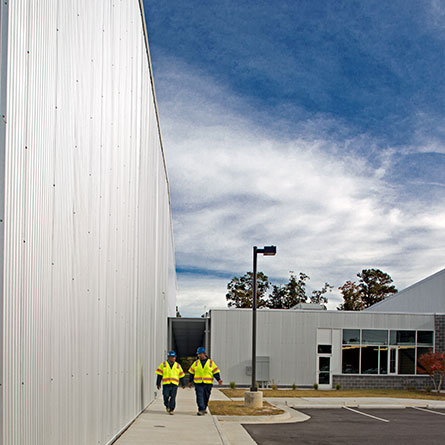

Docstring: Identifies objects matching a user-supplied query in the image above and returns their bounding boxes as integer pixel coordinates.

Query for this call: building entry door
[318,356,331,387]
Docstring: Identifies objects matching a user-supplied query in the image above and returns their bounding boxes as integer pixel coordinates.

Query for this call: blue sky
[143,0,445,315]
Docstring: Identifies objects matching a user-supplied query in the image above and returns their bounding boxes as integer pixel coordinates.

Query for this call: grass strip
[221,388,445,400]
[208,400,286,416]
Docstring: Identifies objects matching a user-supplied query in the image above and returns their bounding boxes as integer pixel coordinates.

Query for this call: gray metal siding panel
[2,1,175,444]
[210,309,434,386]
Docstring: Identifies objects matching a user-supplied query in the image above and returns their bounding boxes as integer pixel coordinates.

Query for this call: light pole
[251,245,276,392]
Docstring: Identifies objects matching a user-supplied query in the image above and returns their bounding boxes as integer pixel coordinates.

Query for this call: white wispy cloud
[154,56,445,316]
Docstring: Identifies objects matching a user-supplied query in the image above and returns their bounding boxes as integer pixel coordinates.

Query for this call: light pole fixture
[251,245,276,392]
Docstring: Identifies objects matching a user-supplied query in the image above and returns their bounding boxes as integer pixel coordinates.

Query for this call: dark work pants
[195,383,212,411]
[162,384,178,411]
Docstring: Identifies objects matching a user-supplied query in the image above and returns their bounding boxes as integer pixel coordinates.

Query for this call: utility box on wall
[246,356,270,383]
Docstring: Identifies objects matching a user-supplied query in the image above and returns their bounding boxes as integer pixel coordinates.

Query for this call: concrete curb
[216,410,291,423]
[215,403,311,424]
[209,411,230,445]
[291,404,345,409]
[356,405,406,409]
[290,403,445,409]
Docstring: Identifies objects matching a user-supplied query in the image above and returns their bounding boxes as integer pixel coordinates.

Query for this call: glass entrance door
[318,356,331,385]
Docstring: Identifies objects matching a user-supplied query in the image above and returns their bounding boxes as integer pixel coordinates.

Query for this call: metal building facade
[210,309,434,387]
[0,1,175,444]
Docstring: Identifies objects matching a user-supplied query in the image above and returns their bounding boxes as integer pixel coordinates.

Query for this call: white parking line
[412,407,445,416]
[343,406,389,423]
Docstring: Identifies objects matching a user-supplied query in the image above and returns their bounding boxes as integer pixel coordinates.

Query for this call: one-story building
[171,269,444,390]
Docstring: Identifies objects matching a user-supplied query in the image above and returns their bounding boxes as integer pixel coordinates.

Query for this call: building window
[390,330,415,345]
[318,345,332,354]
[389,347,397,373]
[362,329,388,345]
[343,329,360,344]
[380,348,388,374]
[398,347,415,374]
[417,331,434,346]
[342,329,434,376]
[342,346,359,374]
[417,346,433,374]
[361,346,379,374]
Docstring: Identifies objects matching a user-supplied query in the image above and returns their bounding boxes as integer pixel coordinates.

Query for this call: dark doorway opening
[168,317,210,381]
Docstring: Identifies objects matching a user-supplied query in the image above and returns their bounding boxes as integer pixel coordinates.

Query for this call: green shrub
[313,383,319,390]
[336,384,341,390]
[292,383,297,390]
[229,381,236,389]
[271,384,278,390]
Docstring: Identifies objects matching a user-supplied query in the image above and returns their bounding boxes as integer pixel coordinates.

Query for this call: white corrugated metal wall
[0,2,9,442]
[0,1,175,444]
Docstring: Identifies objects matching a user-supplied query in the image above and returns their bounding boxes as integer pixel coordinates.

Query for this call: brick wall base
[333,374,433,390]
[435,314,445,353]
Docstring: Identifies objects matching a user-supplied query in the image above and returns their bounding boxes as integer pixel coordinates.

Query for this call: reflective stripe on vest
[189,359,220,384]
[156,361,185,385]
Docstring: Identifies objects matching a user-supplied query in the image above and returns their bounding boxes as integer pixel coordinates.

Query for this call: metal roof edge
[366,268,445,311]
[137,0,177,288]
[208,308,436,317]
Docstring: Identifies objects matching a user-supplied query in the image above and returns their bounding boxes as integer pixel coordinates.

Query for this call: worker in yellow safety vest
[188,346,222,416]
[155,350,186,415]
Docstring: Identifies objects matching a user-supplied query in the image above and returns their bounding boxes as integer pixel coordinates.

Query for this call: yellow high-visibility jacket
[189,358,220,384]
[155,361,185,386]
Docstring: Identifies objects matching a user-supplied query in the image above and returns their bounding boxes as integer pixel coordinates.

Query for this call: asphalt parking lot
[243,407,445,445]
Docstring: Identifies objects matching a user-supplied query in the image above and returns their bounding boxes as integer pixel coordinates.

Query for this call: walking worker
[188,346,223,416]
[155,350,186,415]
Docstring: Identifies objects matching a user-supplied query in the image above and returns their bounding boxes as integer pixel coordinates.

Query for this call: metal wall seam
[0,2,10,444]
[137,1,177,310]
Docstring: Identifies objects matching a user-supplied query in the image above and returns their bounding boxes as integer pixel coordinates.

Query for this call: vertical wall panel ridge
[1,1,176,444]
[0,1,10,443]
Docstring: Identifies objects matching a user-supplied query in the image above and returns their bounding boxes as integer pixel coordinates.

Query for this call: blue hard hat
[167,350,176,357]
[196,347,206,355]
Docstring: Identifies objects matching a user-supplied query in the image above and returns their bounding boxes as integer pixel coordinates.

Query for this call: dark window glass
[380,348,388,374]
[362,330,388,345]
[416,347,433,374]
[361,346,379,374]
[390,348,397,373]
[398,347,415,374]
[390,331,415,345]
[319,372,330,384]
[318,345,332,354]
[417,331,434,346]
[319,357,330,372]
[343,329,360,344]
[319,357,330,384]
[342,347,359,374]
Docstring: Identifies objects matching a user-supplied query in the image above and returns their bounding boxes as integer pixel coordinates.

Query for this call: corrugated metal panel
[1,1,175,444]
[210,309,435,386]
[0,1,10,442]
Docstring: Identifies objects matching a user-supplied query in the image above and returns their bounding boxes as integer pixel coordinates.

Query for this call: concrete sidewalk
[114,390,445,444]
[112,388,305,445]
[114,387,228,445]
